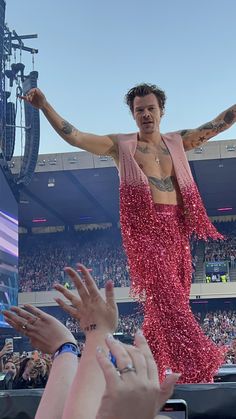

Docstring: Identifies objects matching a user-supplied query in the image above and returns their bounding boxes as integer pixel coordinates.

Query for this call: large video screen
[0,162,18,327]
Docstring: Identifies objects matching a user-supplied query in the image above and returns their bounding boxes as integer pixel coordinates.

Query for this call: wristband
[53,342,80,360]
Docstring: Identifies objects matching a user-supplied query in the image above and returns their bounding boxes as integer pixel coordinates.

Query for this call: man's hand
[20,88,47,110]
[2,305,76,354]
[54,264,118,336]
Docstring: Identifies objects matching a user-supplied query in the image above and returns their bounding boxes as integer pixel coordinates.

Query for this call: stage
[0,382,236,418]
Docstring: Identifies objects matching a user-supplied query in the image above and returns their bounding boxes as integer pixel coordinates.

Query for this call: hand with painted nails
[54,264,118,336]
[2,305,76,354]
[20,87,47,109]
[96,331,180,419]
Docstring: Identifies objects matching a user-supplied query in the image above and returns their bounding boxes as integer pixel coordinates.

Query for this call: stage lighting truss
[1,23,40,186]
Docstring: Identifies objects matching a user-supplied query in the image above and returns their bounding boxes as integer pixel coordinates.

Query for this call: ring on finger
[22,322,28,330]
[118,363,136,374]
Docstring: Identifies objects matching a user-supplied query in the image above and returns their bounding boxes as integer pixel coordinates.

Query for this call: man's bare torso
[112,135,183,206]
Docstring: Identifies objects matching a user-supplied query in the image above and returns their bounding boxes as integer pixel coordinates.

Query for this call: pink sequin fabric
[120,182,224,383]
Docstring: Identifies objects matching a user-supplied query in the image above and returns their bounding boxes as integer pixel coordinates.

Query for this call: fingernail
[106,333,114,341]
[96,346,103,353]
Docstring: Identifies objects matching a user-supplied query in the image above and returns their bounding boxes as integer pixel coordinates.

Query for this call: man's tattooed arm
[148,176,176,192]
[61,120,77,135]
[178,104,236,151]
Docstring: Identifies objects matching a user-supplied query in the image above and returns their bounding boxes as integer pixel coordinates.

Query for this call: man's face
[133,93,162,134]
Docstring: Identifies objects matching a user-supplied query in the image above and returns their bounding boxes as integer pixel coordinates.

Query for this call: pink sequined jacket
[117,131,222,240]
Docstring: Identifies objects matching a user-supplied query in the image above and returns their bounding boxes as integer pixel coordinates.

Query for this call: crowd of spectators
[2,307,236,395]
[193,310,236,363]
[64,312,143,338]
[205,221,236,266]
[19,228,130,292]
[62,309,236,364]
[0,342,52,389]
[19,227,201,292]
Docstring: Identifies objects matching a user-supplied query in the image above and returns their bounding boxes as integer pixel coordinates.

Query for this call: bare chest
[134,141,174,178]
[133,140,182,204]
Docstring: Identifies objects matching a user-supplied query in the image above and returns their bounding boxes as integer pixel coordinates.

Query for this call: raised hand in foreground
[54,264,118,419]
[2,305,76,354]
[2,305,78,419]
[96,331,180,419]
[54,263,118,336]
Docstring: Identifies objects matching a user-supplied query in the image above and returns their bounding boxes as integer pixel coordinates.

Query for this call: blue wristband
[53,343,80,360]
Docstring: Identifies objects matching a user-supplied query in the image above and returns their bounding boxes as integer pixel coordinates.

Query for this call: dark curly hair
[125,83,166,115]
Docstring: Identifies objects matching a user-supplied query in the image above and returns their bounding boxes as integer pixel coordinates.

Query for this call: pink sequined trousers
[120,183,224,383]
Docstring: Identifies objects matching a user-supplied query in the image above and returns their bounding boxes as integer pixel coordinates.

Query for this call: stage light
[32,218,47,223]
[217,207,233,211]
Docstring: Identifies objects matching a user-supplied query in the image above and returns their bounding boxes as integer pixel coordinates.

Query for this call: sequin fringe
[119,182,225,383]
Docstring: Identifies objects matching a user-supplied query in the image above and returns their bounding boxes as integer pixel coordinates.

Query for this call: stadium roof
[8,138,236,229]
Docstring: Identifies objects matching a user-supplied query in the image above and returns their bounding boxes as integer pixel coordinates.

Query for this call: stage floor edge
[173,382,236,418]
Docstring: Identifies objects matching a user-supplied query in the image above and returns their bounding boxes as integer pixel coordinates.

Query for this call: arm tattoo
[148,176,176,192]
[198,121,227,133]
[224,110,235,124]
[136,144,150,154]
[179,129,189,137]
[61,120,75,135]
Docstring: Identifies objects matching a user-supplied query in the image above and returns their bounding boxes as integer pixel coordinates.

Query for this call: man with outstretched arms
[22,84,236,383]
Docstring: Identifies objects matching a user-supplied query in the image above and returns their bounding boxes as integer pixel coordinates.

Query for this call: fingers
[23,304,47,320]
[54,282,83,308]
[158,374,180,408]
[134,330,159,382]
[2,310,33,334]
[96,347,120,387]
[19,88,36,102]
[54,297,80,319]
[64,267,90,301]
[105,334,134,373]
[105,280,116,308]
[11,306,39,324]
[76,264,100,298]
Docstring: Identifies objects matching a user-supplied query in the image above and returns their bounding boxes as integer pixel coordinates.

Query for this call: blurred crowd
[205,221,236,266]
[194,310,236,363]
[19,228,130,292]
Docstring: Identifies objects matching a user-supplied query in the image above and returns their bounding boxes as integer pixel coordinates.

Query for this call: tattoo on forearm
[198,121,227,133]
[61,120,75,135]
[148,176,176,192]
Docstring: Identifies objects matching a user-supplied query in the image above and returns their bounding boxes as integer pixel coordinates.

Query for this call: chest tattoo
[148,176,176,192]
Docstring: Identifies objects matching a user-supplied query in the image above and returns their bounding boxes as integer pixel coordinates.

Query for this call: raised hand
[54,264,118,336]
[2,305,76,354]
[96,331,180,419]
[20,87,47,109]
[0,341,13,357]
